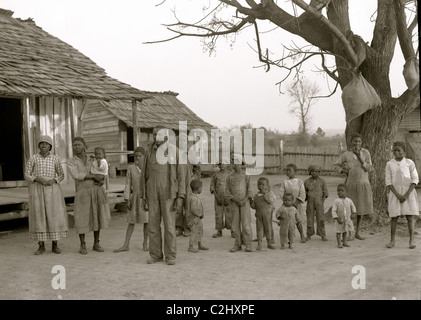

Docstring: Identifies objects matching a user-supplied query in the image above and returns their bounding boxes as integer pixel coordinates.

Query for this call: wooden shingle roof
[99,91,215,133]
[0,9,149,100]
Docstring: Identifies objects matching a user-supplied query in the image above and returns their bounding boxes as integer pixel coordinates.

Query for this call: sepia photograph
[0,0,419,306]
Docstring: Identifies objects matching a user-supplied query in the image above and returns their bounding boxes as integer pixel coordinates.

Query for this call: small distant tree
[287,77,320,136]
[316,127,326,137]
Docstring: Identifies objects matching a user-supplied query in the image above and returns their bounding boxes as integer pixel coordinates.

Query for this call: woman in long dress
[67,137,111,255]
[25,135,67,255]
[334,133,373,240]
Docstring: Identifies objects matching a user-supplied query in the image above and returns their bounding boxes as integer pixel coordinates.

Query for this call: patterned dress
[385,158,419,217]
[67,156,111,234]
[334,149,373,215]
[25,153,68,241]
[124,164,148,224]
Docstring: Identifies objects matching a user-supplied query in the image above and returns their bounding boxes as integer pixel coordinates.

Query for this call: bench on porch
[0,180,126,223]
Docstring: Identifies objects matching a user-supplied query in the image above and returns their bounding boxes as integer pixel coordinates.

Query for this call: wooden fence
[263,151,340,175]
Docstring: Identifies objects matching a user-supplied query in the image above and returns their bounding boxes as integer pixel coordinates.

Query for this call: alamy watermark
[154,121,265,175]
[351,265,366,290]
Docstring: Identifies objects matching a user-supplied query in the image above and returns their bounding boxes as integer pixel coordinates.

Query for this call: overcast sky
[1,0,410,134]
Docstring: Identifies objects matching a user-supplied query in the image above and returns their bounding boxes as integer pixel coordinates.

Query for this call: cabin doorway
[127,126,134,163]
[0,98,24,181]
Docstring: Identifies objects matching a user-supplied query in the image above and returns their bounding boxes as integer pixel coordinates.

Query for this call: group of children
[204,142,419,251]
[208,161,354,251]
[115,140,419,255]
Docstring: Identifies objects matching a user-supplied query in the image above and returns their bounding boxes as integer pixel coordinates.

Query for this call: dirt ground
[0,174,420,300]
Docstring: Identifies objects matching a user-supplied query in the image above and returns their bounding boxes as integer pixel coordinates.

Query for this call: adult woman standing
[334,133,373,240]
[67,137,111,254]
[25,135,67,255]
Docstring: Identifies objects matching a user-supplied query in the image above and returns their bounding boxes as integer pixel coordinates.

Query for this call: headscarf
[38,135,53,151]
[73,136,88,151]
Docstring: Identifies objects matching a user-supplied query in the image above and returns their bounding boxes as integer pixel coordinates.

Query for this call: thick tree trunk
[359,103,401,220]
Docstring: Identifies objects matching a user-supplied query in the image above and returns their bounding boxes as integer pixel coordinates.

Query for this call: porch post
[132,99,139,148]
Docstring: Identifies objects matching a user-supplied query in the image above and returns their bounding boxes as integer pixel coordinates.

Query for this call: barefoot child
[275,193,301,249]
[304,165,328,241]
[331,184,356,248]
[280,163,306,243]
[187,179,209,253]
[226,156,253,252]
[210,162,233,238]
[250,177,276,250]
[385,141,419,249]
[114,147,149,253]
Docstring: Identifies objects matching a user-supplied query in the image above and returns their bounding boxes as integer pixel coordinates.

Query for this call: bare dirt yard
[0,174,420,300]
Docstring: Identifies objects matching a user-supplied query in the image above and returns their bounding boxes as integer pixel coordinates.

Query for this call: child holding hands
[331,184,355,248]
[250,177,276,250]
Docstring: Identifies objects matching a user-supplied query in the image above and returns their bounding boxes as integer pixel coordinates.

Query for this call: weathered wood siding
[395,105,421,141]
[81,99,121,171]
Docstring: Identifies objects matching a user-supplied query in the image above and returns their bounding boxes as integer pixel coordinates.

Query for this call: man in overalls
[141,127,187,265]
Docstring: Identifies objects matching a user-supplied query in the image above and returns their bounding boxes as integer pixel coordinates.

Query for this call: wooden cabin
[395,105,421,172]
[81,92,215,176]
[0,8,152,220]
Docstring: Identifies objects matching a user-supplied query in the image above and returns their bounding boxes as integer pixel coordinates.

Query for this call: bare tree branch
[311,81,339,99]
[143,16,253,44]
[292,0,359,67]
[320,53,340,82]
[394,0,417,61]
[253,21,271,72]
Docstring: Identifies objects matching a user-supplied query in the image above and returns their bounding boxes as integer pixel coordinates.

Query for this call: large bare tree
[150,0,419,218]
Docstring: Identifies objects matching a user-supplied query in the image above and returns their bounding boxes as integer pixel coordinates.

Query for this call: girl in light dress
[385,141,419,249]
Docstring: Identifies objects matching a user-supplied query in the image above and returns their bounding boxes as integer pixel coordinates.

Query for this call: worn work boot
[229,245,241,252]
[147,258,163,264]
[35,241,45,255]
[212,230,222,238]
[93,241,104,252]
[256,241,262,251]
[188,245,199,253]
[166,259,176,265]
[245,245,253,252]
[198,243,209,250]
[79,242,87,255]
[267,243,276,250]
[52,241,61,254]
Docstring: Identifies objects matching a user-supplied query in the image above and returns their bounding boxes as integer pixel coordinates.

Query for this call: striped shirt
[25,153,64,183]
